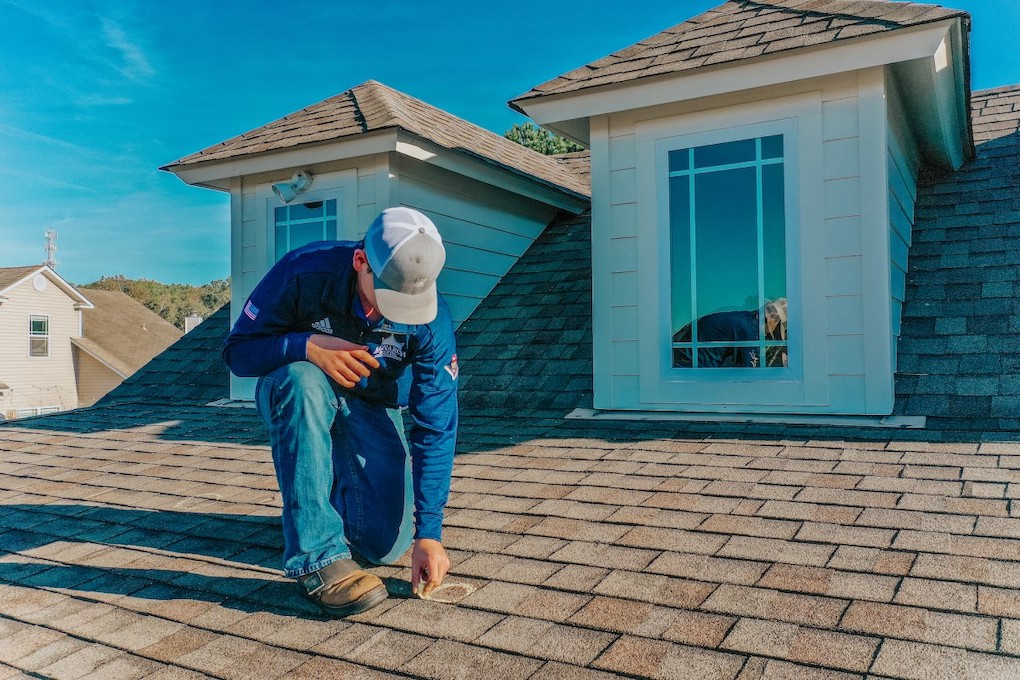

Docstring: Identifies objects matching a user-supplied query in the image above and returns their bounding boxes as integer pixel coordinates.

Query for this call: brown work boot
[297,558,388,617]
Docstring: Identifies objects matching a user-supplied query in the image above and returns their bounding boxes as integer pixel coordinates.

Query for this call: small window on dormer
[29,315,49,358]
[274,199,338,260]
[668,135,788,369]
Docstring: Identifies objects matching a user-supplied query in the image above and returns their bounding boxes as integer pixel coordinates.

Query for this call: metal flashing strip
[566,408,926,429]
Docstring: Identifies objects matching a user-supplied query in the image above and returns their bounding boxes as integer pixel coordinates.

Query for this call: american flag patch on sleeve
[243,300,259,320]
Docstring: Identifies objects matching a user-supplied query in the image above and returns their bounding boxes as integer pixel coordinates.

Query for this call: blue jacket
[223,240,458,542]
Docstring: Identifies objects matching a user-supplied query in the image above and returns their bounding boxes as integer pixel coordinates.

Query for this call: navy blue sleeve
[407,299,459,541]
[222,264,312,378]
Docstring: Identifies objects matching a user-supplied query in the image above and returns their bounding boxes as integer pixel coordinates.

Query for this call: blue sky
[1,0,1017,286]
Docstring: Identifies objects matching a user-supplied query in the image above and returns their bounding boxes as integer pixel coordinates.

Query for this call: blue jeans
[255,362,414,578]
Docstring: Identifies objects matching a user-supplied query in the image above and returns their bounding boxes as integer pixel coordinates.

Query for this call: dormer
[511,0,971,416]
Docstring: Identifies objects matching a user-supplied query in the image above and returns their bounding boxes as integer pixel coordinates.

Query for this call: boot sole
[306,583,388,618]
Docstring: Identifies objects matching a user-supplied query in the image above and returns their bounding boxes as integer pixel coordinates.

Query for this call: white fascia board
[887,21,970,169]
[395,132,589,213]
[165,130,400,191]
[520,20,959,133]
[933,21,970,168]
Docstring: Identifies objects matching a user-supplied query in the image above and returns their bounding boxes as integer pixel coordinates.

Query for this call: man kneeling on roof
[223,207,458,617]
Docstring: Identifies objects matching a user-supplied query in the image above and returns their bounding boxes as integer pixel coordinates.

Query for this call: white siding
[394,156,559,328]
[594,71,900,414]
[0,280,80,416]
[886,74,921,364]
[226,153,559,399]
[229,161,377,400]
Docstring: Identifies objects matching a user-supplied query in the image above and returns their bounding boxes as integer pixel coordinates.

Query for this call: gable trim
[0,266,94,309]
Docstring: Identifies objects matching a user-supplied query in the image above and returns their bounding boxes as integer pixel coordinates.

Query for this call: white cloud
[100,17,155,83]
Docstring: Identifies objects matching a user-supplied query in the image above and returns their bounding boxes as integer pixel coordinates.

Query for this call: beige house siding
[74,350,122,408]
[0,278,81,416]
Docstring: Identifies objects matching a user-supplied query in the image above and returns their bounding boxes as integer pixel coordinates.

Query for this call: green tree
[82,276,231,331]
[504,122,584,155]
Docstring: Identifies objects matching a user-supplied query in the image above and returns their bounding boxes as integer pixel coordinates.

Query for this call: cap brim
[373,275,438,325]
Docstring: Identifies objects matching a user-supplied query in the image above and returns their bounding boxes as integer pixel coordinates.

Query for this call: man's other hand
[306,334,380,388]
[411,538,450,598]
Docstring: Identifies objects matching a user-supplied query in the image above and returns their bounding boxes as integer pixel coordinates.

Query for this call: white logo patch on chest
[373,333,406,361]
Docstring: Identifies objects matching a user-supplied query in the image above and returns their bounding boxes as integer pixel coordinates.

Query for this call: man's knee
[257,362,336,423]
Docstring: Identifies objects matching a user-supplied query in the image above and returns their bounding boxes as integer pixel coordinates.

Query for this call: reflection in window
[275,199,337,260]
[669,135,787,369]
[29,315,49,357]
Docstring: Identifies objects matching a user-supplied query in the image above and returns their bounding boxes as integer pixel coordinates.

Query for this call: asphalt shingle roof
[97,304,230,407]
[2,392,1020,678]
[0,265,42,294]
[511,0,967,108]
[74,289,183,378]
[164,80,589,200]
[894,84,1020,431]
[2,77,1019,680]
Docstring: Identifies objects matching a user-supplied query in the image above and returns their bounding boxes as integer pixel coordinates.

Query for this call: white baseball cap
[363,207,446,325]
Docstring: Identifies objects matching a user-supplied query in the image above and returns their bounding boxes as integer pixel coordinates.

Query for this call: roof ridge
[346,81,374,133]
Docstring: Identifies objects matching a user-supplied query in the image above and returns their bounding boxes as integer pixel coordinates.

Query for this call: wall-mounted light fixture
[272,170,313,203]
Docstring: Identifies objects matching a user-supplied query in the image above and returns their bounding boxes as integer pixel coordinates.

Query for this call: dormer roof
[511,0,967,107]
[163,80,588,199]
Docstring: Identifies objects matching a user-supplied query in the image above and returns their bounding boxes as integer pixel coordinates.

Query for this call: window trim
[28,314,50,358]
[633,93,827,410]
[272,196,340,261]
[667,135,788,370]
[263,184,349,269]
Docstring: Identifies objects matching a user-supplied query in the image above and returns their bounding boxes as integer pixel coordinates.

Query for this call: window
[274,199,337,260]
[668,135,787,369]
[29,315,49,357]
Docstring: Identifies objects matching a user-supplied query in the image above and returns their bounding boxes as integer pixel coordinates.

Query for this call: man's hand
[306,334,380,388]
[411,538,450,598]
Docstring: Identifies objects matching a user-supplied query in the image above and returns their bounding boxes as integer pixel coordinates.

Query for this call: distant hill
[81,276,230,331]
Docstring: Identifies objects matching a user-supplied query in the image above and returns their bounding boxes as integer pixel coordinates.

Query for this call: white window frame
[28,314,49,358]
[634,93,827,411]
[271,194,341,262]
[666,134,789,370]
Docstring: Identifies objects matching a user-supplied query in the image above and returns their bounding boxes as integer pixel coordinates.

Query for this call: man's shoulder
[282,240,358,272]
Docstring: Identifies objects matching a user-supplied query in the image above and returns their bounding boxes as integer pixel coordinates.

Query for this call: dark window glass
[761,134,784,159]
[669,149,690,173]
[694,138,756,168]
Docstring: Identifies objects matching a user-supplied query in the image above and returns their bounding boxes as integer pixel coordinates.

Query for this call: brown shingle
[164,81,588,199]
[511,0,966,108]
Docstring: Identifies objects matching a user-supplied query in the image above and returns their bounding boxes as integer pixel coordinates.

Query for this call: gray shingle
[165,81,588,200]
[511,0,967,109]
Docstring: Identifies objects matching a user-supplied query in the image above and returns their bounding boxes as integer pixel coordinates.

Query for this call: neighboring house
[161,80,589,400]
[0,265,94,418]
[0,265,182,417]
[71,289,183,407]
